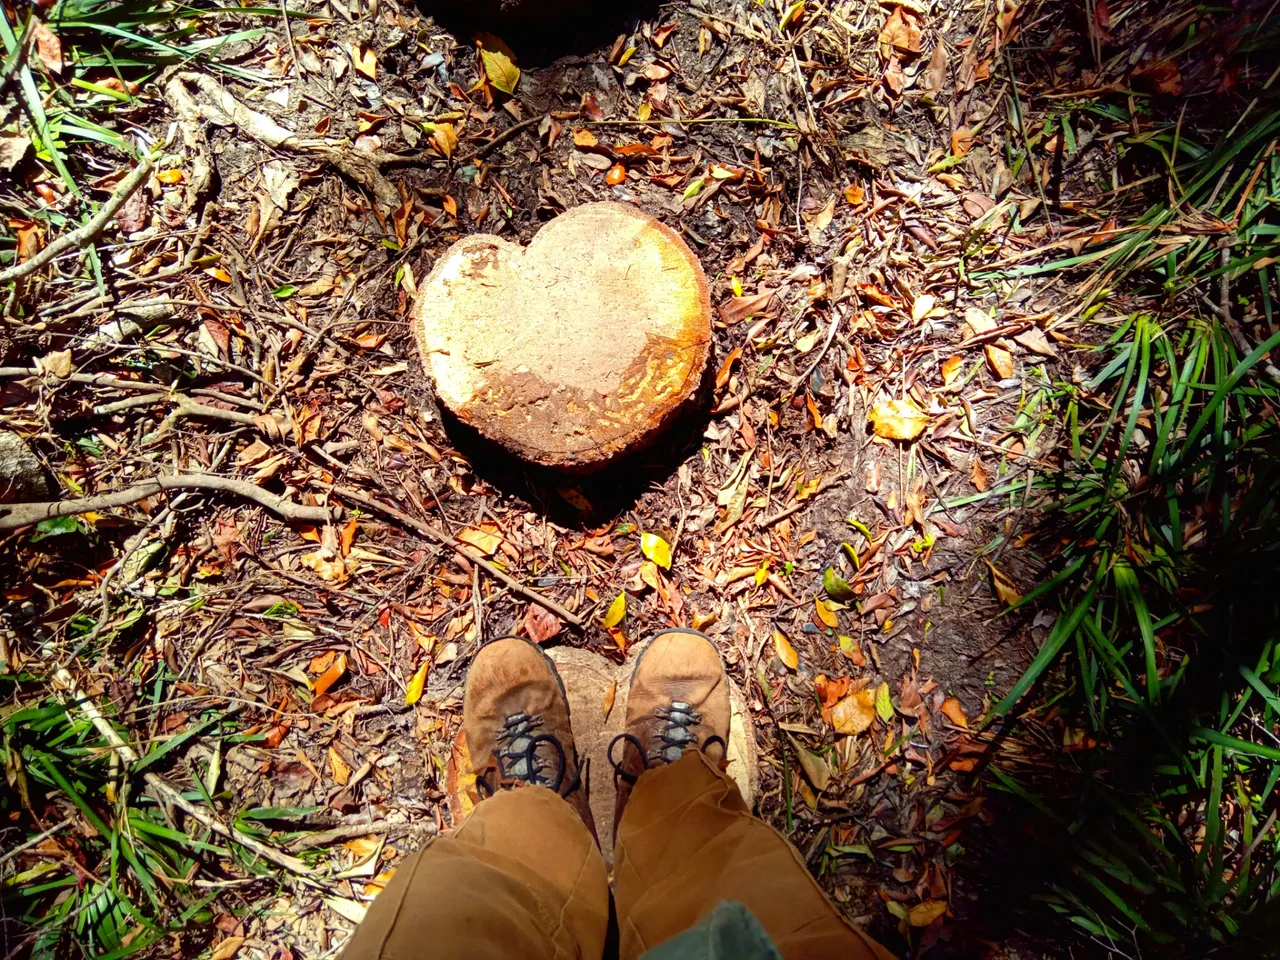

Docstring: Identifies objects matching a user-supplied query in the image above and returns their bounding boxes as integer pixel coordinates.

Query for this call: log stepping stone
[413,202,711,470]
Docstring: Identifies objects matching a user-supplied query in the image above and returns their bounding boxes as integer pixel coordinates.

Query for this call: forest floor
[5,0,1272,958]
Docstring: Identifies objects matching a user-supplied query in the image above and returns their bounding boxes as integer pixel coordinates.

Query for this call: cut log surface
[413,202,711,469]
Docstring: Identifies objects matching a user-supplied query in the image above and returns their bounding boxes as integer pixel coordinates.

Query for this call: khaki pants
[341,752,894,960]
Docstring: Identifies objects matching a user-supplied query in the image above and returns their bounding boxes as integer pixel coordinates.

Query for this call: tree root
[166,72,399,209]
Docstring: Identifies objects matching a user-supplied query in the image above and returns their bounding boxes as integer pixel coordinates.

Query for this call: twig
[53,668,316,877]
[322,483,585,630]
[0,817,73,868]
[1204,245,1280,384]
[0,474,329,530]
[289,819,435,851]
[757,468,853,527]
[0,159,155,285]
[785,307,845,400]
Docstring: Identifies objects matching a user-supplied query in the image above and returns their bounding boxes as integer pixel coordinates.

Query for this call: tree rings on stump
[413,202,711,470]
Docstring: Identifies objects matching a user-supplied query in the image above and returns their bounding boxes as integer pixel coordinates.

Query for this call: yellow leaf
[780,0,805,29]
[155,168,184,184]
[456,526,501,556]
[754,562,769,586]
[602,592,626,628]
[984,560,1023,606]
[351,43,377,79]
[830,688,877,735]
[814,597,838,628]
[405,661,429,706]
[941,354,963,385]
[573,128,598,148]
[344,835,382,858]
[641,532,672,569]
[480,48,520,94]
[985,343,1014,379]
[908,900,948,927]
[869,398,929,441]
[205,267,232,284]
[637,101,652,121]
[328,745,351,785]
[209,937,245,960]
[638,560,661,591]
[912,294,936,323]
[773,630,799,670]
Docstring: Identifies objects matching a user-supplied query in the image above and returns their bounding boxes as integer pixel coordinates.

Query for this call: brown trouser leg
[341,754,893,960]
[338,786,609,960]
[614,751,895,960]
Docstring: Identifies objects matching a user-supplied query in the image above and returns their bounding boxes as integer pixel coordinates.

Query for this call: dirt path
[1,0,1081,955]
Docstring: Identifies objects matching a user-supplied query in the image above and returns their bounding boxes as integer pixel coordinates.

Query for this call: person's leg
[341,637,610,960]
[609,630,894,960]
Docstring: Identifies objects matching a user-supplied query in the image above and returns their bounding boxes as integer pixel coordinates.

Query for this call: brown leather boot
[464,635,596,838]
[608,629,730,833]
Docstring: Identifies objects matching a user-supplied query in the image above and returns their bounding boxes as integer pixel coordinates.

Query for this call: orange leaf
[940,696,969,727]
[985,344,1014,379]
[843,183,865,205]
[606,163,627,185]
[830,688,876,735]
[950,127,975,158]
[313,652,348,696]
[941,354,963,385]
[155,168,184,184]
[340,517,359,556]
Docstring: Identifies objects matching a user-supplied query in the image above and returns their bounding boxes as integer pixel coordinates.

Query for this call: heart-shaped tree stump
[413,202,711,470]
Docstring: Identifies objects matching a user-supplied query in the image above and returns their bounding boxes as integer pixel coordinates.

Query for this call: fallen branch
[0,158,155,285]
[322,483,585,630]
[0,474,329,530]
[290,819,435,852]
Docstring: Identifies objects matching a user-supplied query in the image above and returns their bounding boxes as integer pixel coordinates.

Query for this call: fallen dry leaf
[774,630,799,670]
[602,678,617,718]
[908,900,948,927]
[985,344,1014,379]
[941,354,964,385]
[328,745,352,785]
[313,652,348,696]
[940,696,969,727]
[405,661,429,705]
[523,603,562,643]
[869,398,929,441]
[830,687,876,736]
[351,43,377,79]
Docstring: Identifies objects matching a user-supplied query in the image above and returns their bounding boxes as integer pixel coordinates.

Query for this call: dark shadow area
[438,366,714,529]
[416,0,664,68]
[906,1,1280,957]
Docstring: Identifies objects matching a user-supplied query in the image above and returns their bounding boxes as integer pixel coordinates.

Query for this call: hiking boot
[464,635,595,837]
[608,629,730,831]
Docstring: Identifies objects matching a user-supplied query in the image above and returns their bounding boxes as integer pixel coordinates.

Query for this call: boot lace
[475,713,582,798]
[607,700,727,784]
